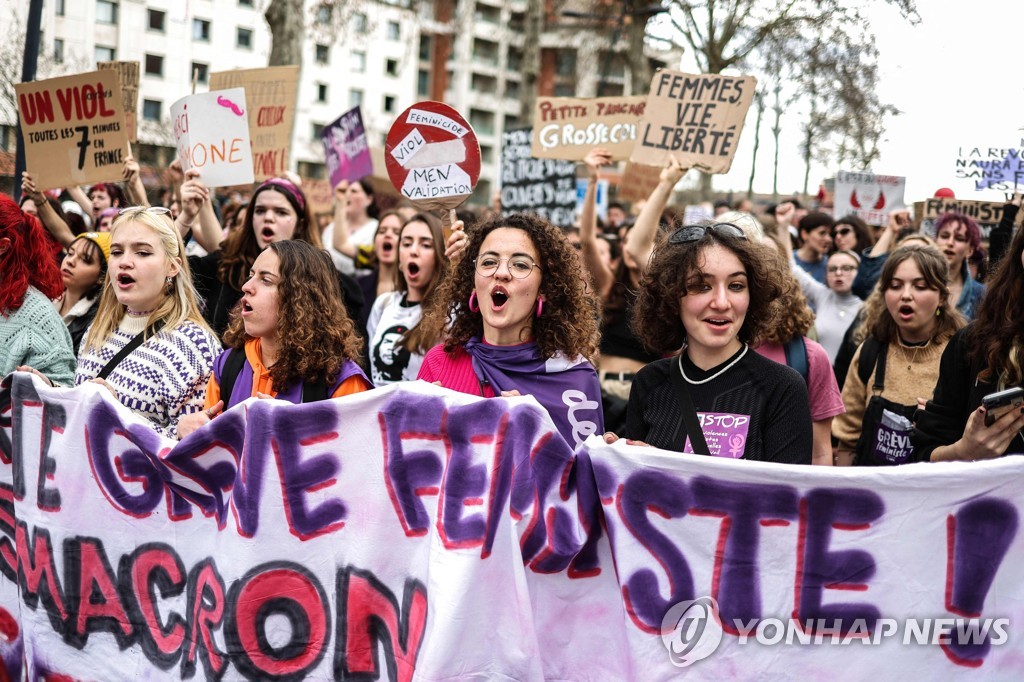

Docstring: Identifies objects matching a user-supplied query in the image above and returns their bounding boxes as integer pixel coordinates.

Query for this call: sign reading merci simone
[170,89,255,187]
[531,96,646,161]
[631,70,756,173]
[385,101,481,210]
[15,70,129,191]
[209,66,300,181]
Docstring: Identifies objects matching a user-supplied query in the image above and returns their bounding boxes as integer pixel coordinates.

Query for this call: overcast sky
[712,0,1024,203]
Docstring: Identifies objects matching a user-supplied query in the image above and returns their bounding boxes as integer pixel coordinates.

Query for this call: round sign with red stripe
[385,101,481,211]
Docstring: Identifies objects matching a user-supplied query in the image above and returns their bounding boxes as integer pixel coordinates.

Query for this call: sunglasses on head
[669,223,747,244]
[118,206,171,216]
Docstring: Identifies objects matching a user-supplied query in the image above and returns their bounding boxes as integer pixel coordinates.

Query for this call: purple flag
[321,106,374,187]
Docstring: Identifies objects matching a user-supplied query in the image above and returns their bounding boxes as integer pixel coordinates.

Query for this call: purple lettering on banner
[941,498,1018,668]
[616,470,694,633]
[795,488,884,636]
[85,401,166,519]
[379,394,446,537]
[689,476,799,631]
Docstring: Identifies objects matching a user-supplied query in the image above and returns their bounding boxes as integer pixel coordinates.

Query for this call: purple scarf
[215,351,367,407]
[465,337,603,449]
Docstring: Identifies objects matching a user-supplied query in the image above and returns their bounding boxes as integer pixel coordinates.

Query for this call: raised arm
[331,180,358,259]
[578,148,614,298]
[176,169,219,251]
[66,184,93,218]
[777,202,827,301]
[22,171,75,248]
[626,156,686,271]
[122,151,149,207]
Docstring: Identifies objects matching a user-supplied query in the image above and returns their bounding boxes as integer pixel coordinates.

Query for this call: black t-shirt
[624,346,813,464]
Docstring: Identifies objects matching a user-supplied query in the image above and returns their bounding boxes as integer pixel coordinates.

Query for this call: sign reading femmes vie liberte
[15,70,129,191]
[631,70,756,173]
[209,65,300,181]
[531,96,647,161]
[385,101,481,211]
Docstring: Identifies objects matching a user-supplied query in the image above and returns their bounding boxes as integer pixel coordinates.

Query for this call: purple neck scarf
[465,337,604,450]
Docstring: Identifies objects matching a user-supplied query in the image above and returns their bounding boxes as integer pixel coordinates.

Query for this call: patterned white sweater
[76,315,221,439]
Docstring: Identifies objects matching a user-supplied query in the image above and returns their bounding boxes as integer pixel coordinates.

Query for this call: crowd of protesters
[5,144,1024,466]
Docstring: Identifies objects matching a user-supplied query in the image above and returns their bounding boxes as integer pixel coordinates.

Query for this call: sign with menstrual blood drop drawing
[385,101,481,210]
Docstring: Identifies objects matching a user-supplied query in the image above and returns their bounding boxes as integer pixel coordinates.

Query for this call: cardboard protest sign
[385,101,481,210]
[954,140,1024,193]
[500,128,577,226]
[916,196,1023,241]
[169,89,254,188]
[97,61,138,142]
[15,70,129,191]
[4,374,1024,679]
[618,161,663,203]
[209,65,300,180]
[631,70,756,173]
[531,96,646,161]
[322,106,374,188]
[834,171,907,225]
[301,176,335,215]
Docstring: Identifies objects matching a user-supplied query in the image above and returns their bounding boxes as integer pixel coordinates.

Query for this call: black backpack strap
[783,336,809,384]
[218,347,247,406]
[301,377,331,403]
[871,343,888,392]
[97,320,166,380]
[857,337,883,388]
[669,356,712,456]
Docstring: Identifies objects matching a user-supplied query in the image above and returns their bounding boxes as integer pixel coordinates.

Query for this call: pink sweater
[417,345,496,397]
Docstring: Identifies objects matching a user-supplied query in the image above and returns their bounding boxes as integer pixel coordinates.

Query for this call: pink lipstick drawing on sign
[217,96,245,117]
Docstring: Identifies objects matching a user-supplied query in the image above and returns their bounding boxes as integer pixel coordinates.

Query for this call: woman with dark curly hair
[610,222,812,463]
[177,240,370,439]
[418,213,603,450]
[912,224,1024,462]
[833,243,964,466]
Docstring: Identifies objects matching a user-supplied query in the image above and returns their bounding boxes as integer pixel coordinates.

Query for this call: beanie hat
[75,231,112,264]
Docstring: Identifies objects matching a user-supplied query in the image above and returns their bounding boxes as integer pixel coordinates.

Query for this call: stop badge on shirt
[385,101,481,211]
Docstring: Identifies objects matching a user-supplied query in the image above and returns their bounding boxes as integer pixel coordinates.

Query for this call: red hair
[0,194,64,314]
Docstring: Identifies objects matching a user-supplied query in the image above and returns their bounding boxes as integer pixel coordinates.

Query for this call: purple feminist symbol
[728,434,745,457]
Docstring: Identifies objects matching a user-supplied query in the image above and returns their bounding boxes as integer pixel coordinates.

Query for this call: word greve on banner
[1,375,1022,680]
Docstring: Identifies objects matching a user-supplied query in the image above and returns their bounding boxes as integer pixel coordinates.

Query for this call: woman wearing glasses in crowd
[608,221,812,463]
[177,240,371,439]
[21,207,220,439]
[830,215,875,255]
[418,213,603,450]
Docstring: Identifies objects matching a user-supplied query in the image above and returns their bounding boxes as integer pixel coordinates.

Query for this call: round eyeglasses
[475,255,541,279]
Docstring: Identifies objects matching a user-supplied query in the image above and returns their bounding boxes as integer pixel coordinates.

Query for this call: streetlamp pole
[14,0,45,203]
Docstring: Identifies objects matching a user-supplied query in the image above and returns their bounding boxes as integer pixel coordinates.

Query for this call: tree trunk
[771,83,782,200]
[520,0,544,127]
[624,8,652,95]
[266,0,305,68]
[747,90,764,197]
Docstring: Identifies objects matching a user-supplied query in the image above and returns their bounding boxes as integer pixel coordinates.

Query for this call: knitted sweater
[832,337,949,451]
[1,287,76,386]
[76,315,221,439]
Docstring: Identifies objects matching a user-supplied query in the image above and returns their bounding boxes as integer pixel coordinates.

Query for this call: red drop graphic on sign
[873,188,886,210]
[850,189,861,209]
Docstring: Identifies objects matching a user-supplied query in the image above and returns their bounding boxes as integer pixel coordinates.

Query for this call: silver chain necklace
[679,345,749,385]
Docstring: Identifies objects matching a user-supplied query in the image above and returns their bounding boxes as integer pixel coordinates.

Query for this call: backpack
[783,336,809,384]
[218,347,329,405]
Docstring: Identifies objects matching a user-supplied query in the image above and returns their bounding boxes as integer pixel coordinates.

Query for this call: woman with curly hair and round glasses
[177,240,371,439]
[418,213,604,450]
[608,222,812,464]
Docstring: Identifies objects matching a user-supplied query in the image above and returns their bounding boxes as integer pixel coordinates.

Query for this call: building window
[350,51,366,73]
[349,89,363,108]
[315,4,332,23]
[236,27,253,49]
[193,18,211,41]
[95,45,115,62]
[53,39,64,64]
[142,99,162,122]
[507,47,523,71]
[556,50,577,77]
[312,122,325,140]
[480,145,493,164]
[387,21,400,40]
[469,108,494,136]
[315,44,329,65]
[474,2,501,23]
[147,9,165,31]
[385,59,399,77]
[352,12,367,32]
[316,83,328,103]
[473,38,499,66]
[418,36,431,62]
[239,0,253,5]
[506,79,520,100]
[96,0,118,24]
[554,83,574,97]
[471,73,497,95]
[383,95,396,113]
[56,0,65,16]
[144,54,164,77]
[417,69,429,97]
[191,62,209,84]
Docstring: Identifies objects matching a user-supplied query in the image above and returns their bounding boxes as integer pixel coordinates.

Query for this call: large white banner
[1,375,1022,679]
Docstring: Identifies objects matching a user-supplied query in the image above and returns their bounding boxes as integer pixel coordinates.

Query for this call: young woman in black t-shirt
[605,222,813,464]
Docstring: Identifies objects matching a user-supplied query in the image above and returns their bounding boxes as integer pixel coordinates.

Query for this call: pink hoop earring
[535,297,544,318]
[469,291,479,313]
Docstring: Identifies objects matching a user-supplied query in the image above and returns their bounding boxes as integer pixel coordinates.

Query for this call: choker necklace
[126,308,155,317]
[898,336,931,371]
[679,345,748,385]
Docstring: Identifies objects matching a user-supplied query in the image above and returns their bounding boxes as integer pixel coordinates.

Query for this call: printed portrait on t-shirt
[372,324,411,384]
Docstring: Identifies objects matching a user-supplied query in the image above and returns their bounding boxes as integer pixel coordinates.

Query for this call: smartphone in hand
[982,386,1024,426]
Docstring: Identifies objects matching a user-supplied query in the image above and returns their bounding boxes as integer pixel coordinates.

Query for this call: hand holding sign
[385,101,481,212]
